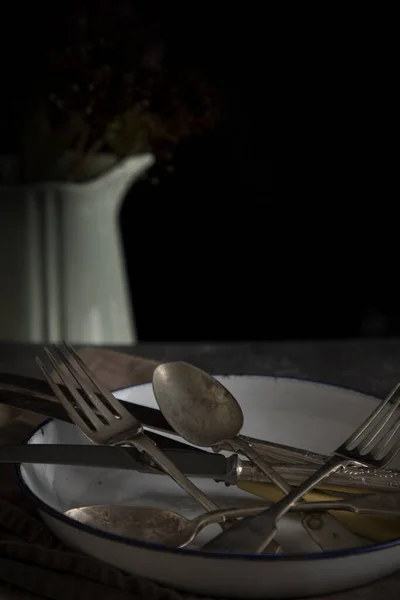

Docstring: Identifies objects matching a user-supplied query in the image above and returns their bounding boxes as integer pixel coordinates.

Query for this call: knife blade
[0,373,172,433]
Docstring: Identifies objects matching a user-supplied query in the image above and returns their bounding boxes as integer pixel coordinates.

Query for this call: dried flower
[13,4,223,182]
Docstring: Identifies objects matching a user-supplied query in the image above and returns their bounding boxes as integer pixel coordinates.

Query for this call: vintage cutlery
[36,343,224,514]
[0,372,325,466]
[4,370,400,492]
[3,381,400,492]
[64,502,373,549]
[204,381,400,553]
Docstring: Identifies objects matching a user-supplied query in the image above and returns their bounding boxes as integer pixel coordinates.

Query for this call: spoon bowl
[152,362,243,447]
[65,504,269,548]
[66,505,192,547]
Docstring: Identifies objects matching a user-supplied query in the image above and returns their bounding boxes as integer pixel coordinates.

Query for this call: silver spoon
[64,501,371,550]
[152,361,293,491]
[65,504,266,548]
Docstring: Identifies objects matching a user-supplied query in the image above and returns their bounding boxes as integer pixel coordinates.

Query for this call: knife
[0,373,324,465]
[3,438,400,493]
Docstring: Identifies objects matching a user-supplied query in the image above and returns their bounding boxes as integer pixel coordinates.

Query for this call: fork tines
[36,342,134,433]
[337,382,400,466]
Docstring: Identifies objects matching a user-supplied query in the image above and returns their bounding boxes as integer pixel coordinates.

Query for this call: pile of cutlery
[2,345,400,554]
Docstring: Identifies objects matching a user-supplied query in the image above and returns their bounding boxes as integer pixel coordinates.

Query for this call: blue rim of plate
[14,375,400,562]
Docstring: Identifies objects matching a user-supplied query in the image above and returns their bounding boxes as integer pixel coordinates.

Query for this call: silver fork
[36,343,221,513]
[203,381,400,553]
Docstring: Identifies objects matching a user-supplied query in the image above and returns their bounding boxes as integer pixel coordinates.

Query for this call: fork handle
[122,433,221,513]
[203,455,348,553]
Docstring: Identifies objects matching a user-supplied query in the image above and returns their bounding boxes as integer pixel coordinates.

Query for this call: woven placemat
[0,348,399,600]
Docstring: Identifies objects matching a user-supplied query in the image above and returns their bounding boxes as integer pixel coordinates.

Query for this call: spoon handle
[124,434,221,513]
[228,436,292,493]
[196,505,266,532]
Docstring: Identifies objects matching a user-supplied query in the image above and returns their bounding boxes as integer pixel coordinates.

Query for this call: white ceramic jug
[0,153,154,343]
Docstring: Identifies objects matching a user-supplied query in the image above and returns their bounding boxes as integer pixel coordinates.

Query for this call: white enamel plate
[17,377,400,599]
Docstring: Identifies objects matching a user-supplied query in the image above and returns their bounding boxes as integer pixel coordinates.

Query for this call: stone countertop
[1,338,400,398]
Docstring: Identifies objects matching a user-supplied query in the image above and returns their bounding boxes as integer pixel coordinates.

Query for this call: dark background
[0,3,395,341]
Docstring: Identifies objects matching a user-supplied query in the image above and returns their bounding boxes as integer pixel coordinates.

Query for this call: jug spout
[87,153,155,209]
